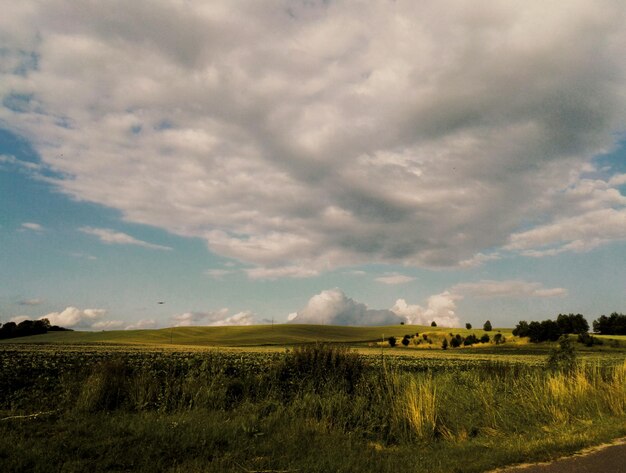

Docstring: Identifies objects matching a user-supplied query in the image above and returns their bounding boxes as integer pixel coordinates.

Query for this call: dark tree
[441,338,448,350]
[465,323,472,330]
[388,336,397,347]
[593,313,626,335]
[431,321,437,327]
[512,320,529,337]
[401,335,410,347]
[494,333,503,344]
[480,333,490,343]
[483,320,492,332]
[556,313,589,334]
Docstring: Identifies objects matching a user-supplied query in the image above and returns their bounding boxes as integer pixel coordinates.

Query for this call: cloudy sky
[1,0,625,330]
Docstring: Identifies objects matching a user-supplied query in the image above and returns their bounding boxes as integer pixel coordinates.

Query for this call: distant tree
[422,333,428,340]
[400,321,405,325]
[464,334,479,346]
[388,336,397,347]
[441,338,448,350]
[480,333,490,344]
[556,313,589,334]
[450,335,462,348]
[431,321,437,327]
[401,335,410,347]
[512,320,530,337]
[465,323,472,330]
[483,320,492,332]
[593,313,626,335]
[493,333,503,344]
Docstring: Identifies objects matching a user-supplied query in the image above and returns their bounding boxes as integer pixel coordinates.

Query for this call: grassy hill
[0,324,514,347]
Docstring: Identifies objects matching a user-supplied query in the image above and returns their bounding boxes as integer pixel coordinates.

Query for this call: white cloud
[125,318,158,330]
[2,1,626,275]
[289,288,404,326]
[21,222,43,232]
[92,320,125,330]
[391,292,462,328]
[507,208,626,257]
[39,306,107,328]
[375,273,415,285]
[171,309,255,327]
[450,280,568,298]
[79,227,172,251]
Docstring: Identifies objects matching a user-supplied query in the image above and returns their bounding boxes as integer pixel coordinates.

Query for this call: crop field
[1,328,625,473]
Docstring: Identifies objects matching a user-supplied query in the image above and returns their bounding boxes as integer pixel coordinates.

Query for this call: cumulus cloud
[1,1,626,275]
[391,292,461,328]
[289,289,404,326]
[38,306,107,328]
[375,273,415,285]
[80,227,172,251]
[171,309,255,327]
[450,280,568,298]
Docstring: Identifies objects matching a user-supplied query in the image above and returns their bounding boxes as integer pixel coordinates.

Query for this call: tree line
[513,312,625,342]
[0,318,71,339]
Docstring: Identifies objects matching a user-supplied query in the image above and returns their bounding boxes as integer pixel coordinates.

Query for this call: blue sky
[1,1,625,330]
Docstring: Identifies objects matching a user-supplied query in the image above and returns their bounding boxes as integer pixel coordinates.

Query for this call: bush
[577,332,603,347]
[388,336,397,347]
[441,338,448,350]
[401,336,410,347]
[480,334,490,344]
[493,333,503,344]
[546,336,577,372]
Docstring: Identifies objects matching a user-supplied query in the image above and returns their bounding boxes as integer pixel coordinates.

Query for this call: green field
[1,325,625,473]
[1,323,509,346]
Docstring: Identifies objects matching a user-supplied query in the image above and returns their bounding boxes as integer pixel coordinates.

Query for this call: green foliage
[388,336,397,347]
[556,313,589,334]
[431,321,437,327]
[483,320,492,331]
[401,335,410,347]
[441,338,448,350]
[494,333,503,344]
[277,343,365,395]
[465,323,472,330]
[577,332,603,347]
[547,336,577,372]
[593,313,626,335]
[480,333,490,344]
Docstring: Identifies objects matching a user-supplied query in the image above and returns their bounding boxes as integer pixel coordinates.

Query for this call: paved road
[493,440,626,473]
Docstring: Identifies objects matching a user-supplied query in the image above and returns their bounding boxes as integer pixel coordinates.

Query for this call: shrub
[401,336,410,347]
[441,338,448,350]
[577,332,603,347]
[480,334,490,344]
[493,333,503,344]
[546,336,577,372]
[388,336,397,347]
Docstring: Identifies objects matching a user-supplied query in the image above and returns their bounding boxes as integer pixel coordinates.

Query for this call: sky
[1,0,625,331]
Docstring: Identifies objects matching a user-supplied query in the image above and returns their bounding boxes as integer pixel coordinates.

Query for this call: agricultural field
[1,326,625,472]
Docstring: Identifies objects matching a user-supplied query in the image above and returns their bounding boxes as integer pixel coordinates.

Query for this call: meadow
[1,325,625,472]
